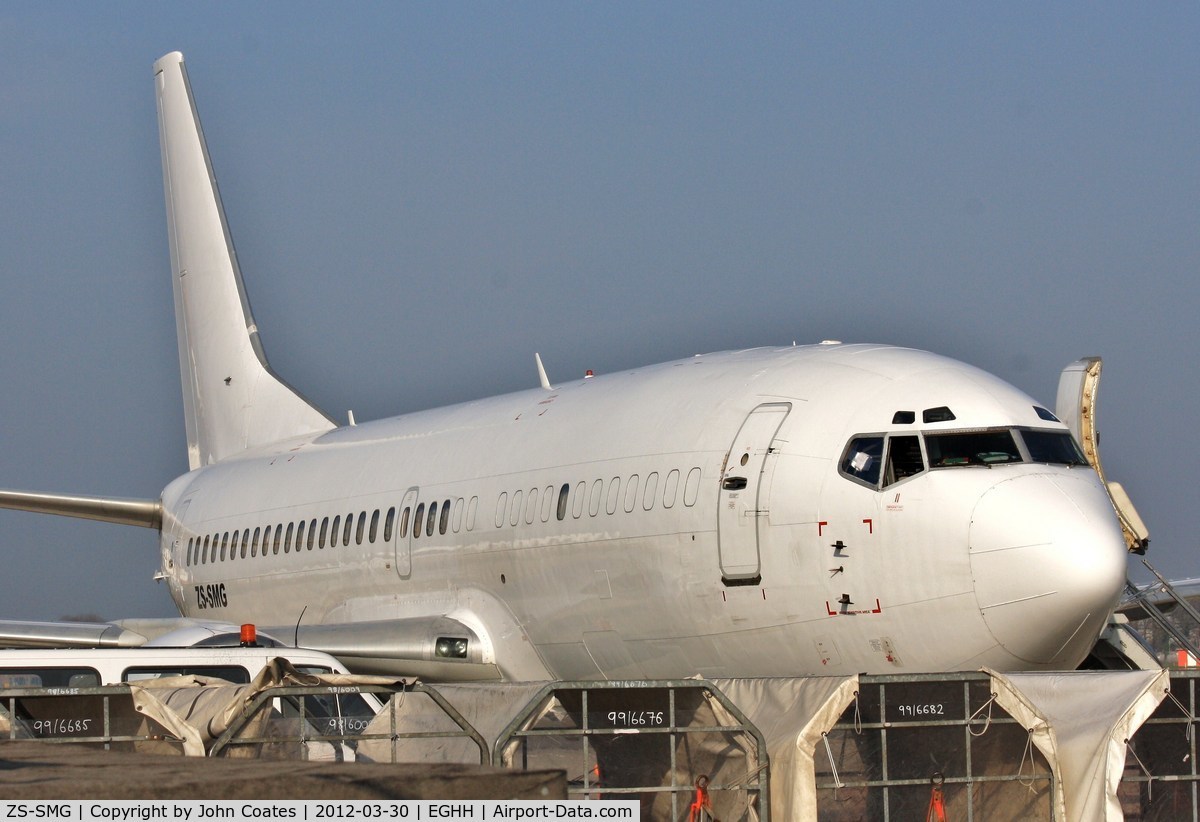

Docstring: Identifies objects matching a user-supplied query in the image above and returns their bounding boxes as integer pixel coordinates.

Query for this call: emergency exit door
[394,487,418,578]
[717,403,790,582]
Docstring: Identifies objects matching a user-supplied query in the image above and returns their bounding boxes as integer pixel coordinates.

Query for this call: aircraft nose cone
[969,472,1127,666]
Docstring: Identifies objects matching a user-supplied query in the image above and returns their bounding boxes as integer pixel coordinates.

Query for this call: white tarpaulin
[709,676,860,822]
[129,658,402,758]
[989,667,1169,822]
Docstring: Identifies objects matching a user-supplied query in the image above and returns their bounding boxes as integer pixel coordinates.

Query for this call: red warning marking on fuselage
[863,518,873,534]
[818,521,828,536]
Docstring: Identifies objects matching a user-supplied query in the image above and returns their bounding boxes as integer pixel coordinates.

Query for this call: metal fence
[1121,670,1200,821]
[1,685,185,753]
[21,671,1200,821]
[495,680,770,820]
[208,681,488,763]
[815,672,1055,821]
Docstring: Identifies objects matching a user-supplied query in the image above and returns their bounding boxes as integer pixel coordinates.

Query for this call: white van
[0,646,383,746]
[0,646,360,688]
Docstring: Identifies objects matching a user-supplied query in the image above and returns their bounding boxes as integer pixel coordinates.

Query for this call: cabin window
[440,501,450,535]
[509,491,523,527]
[589,480,603,517]
[541,486,554,522]
[308,519,317,550]
[124,665,250,684]
[283,523,294,553]
[241,529,250,558]
[230,530,240,560]
[356,512,366,545]
[383,507,395,542]
[252,527,261,557]
[296,521,306,552]
[319,518,329,549]
[663,469,680,509]
[426,502,437,537]
[369,509,380,543]
[624,474,640,514]
[466,496,478,531]
[273,524,283,555]
[186,538,194,566]
[220,532,229,562]
[525,488,538,525]
[400,506,411,538]
[557,484,570,521]
[572,482,586,518]
[494,493,508,529]
[342,514,353,546]
[452,498,463,533]
[643,472,659,511]
[683,467,702,507]
[606,478,621,515]
[414,504,425,539]
[329,517,340,547]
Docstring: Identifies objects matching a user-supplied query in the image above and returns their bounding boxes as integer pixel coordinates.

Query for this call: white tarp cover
[988,667,1169,822]
[128,658,402,758]
[709,676,860,822]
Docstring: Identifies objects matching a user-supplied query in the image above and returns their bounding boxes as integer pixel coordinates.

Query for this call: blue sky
[0,3,1196,619]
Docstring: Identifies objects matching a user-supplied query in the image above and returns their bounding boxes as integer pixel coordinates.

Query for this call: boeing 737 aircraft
[0,52,1142,680]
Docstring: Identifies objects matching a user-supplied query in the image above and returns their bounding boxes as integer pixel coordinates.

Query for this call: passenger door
[717,403,790,582]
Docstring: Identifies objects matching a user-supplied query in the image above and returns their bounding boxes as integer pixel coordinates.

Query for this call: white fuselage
[158,343,1128,680]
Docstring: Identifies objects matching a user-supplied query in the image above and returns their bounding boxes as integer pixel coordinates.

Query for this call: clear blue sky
[0,3,1196,620]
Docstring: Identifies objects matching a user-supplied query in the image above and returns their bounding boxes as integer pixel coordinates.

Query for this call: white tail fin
[154,52,334,469]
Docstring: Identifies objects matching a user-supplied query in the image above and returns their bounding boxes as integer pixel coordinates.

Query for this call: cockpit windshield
[838,427,1089,490]
[925,430,1022,467]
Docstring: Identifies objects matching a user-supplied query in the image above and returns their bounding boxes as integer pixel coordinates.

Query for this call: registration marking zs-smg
[195,582,228,609]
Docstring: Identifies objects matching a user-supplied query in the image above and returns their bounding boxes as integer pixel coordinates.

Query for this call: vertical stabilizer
[154,52,334,469]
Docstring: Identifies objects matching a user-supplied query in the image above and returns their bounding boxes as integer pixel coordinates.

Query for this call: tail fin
[154,52,334,469]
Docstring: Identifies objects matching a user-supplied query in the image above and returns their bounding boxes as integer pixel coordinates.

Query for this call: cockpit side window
[1020,429,1087,466]
[840,436,884,487]
[841,434,929,489]
[925,430,1022,467]
[884,435,924,486]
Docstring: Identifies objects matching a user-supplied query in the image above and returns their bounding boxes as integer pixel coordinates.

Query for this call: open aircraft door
[394,487,418,578]
[717,403,790,583]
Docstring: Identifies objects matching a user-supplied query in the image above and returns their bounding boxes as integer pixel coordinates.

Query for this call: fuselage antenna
[535,353,553,390]
[294,605,308,647]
